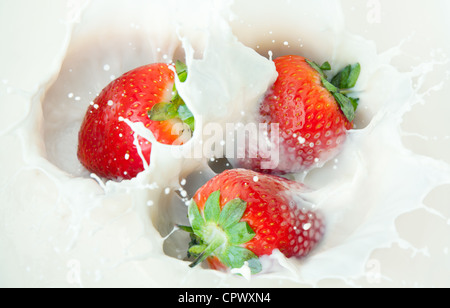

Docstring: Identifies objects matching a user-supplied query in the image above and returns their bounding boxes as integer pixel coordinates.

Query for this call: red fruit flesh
[77,63,182,180]
[244,55,354,174]
[193,169,325,260]
[206,257,228,272]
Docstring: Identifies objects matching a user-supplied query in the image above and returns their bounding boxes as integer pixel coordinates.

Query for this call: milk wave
[1,0,449,287]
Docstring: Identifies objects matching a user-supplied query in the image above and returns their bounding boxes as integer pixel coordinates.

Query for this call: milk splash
[0,0,450,287]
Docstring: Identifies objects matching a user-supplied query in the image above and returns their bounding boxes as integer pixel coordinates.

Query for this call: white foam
[1,0,449,287]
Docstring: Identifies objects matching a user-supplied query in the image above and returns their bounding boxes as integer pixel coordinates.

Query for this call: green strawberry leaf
[331,63,361,89]
[321,78,339,93]
[188,200,206,237]
[218,199,247,229]
[177,104,195,131]
[333,92,356,122]
[189,236,226,268]
[306,59,361,123]
[246,256,263,274]
[226,222,256,245]
[305,59,327,78]
[204,190,221,223]
[220,246,261,274]
[183,117,195,132]
[176,60,188,83]
[180,191,262,274]
[148,102,178,121]
[148,60,195,132]
[320,61,331,71]
[177,225,194,233]
[185,231,205,259]
[349,97,360,111]
[189,244,207,256]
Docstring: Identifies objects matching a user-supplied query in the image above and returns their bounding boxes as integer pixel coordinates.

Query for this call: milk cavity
[1,0,450,287]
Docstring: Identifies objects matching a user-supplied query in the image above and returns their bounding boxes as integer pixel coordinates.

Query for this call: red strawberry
[77,61,194,180]
[239,55,360,174]
[181,169,325,274]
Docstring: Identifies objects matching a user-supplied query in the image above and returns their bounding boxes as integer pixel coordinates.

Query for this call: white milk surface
[0,0,450,287]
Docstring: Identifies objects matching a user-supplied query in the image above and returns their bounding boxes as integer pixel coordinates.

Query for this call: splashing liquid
[0,0,449,287]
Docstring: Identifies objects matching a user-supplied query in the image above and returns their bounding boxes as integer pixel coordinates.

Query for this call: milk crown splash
[1,0,450,287]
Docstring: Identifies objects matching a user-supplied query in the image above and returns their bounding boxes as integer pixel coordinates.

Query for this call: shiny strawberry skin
[254,55,354,174]
[192,169,325,264]
[77,63,181,180]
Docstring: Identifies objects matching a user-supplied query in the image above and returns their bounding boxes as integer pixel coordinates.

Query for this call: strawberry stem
[189,236,226,268]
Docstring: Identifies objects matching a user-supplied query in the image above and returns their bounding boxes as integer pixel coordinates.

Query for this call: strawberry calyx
[306,59,361,122]
[148,61,195,132]
[179,190,262,274]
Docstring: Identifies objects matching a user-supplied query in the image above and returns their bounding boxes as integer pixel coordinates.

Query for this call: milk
[0,0,449,287]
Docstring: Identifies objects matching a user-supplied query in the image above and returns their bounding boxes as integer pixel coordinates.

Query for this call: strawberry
[239,55,360,174]
[77,61,194,180]
[180,169,325,274]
